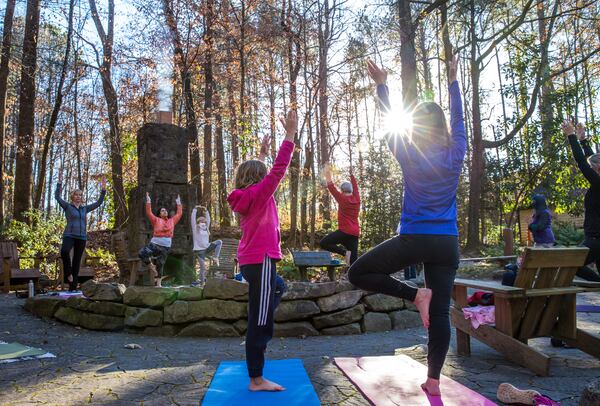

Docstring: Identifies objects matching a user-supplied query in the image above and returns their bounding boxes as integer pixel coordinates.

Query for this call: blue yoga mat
[576,305,600,313]
[202,358,320,406]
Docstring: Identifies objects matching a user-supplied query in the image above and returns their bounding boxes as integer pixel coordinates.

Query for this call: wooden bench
[208,238,239,279]
[451,246,600,376]
[111,232,143,286]
[0,241,42,294]
[291,251,344,281]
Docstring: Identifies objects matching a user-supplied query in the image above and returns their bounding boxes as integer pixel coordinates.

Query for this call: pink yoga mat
[334,355,497,406]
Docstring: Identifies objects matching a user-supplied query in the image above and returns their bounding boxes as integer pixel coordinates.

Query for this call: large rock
[581,378,600,406]
[164,299,247,324]
[178,321,239,337]
[362,294,404,312]
[274,300,320,322]
[320,323,362,335]
[233,319,248,334]
[177,286,204,301]
[390,310,422,330]
[64,296,126,317]
[274,321,319,337]
[316,290,363,313]
[335,280,355,293]
[282,282,337,300]
[24,296,65,318]
[124,307,163,327]
[54,307,123,331]
[81,280,126,302]
[123,286,178,308]
[405,301,418,312]
[144,325,180,336]
[313,304,365,329]
[202,278,248,300]
[362,312,392,332]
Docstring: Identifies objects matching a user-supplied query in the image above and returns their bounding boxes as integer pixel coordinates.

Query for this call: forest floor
[1,292,599,405]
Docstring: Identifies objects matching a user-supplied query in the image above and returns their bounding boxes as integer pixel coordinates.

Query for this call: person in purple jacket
[528,194,555,247]
[348,55,466,397]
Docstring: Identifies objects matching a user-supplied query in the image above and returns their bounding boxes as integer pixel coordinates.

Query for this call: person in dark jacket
[564,120,600,281]
[348,54,465,397]
[528,194,555,247]
[55,174,107,291]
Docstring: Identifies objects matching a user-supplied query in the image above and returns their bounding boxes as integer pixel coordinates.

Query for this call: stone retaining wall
[24,279,422,337]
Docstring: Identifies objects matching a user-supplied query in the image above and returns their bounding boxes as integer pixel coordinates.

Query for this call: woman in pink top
[227,110,297,392]
[139,193,183,287]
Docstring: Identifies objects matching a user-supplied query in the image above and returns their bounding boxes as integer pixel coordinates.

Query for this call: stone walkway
[1,292,599,406]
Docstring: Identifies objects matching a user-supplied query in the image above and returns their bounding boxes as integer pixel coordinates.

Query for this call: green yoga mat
[0,342,48,360]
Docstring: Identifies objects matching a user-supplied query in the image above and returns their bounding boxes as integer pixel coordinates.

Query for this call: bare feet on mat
[413,288,432,328]
[421,377,441,396]
[249,377,285,392]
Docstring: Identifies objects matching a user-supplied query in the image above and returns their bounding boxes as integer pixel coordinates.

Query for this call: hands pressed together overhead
[562,119,586,140]
[366,59,387,86]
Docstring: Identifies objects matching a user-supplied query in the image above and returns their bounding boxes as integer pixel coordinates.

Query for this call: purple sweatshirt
[377,81,467,236]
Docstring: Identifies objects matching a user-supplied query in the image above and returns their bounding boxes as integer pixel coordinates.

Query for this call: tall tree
[202,0,215,207]
[34,0,76,209]
[14,0,41,222]
[88,0,128,228]
[0,0,16,224]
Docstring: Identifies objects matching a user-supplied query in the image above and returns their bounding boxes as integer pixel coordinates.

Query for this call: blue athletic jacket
[376,81,467,236]
[55,183,106,240]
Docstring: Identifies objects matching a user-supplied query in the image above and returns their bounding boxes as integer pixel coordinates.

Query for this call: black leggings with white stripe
[240,256,280,378]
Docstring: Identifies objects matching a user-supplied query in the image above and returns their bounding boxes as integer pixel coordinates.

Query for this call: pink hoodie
[227,140,294,266]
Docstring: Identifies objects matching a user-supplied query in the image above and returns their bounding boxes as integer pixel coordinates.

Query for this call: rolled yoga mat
[334,355,497,406]
[576,305,600,313]
[202,358,320,406]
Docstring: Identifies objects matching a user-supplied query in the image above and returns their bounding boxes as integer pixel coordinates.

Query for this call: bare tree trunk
[34,0,75,209]
[202,0,214,208]
[14,0,41,222]
[89,0,128,228]
[0,0,16,224]
[162,0,202,203]
[318,0,331,229]
[214,94,231,228]
[397,0,418,108]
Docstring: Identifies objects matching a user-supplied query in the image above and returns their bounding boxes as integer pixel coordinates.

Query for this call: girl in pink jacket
[227,110,297,392]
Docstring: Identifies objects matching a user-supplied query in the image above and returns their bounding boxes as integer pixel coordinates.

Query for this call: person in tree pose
[528,194,556,247]
[563,119,600,281]
[348,55,466,397]
[139,193,182,287]
[191,205,222,285]
[227,109,297,392]
[320,165,361,265]
[55,174,107,291]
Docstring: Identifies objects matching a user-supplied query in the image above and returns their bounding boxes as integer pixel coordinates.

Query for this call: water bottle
[28,280,35,298]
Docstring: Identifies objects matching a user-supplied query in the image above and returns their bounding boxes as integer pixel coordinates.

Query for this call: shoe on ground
[497,383,540,405]
[344,251,351,265]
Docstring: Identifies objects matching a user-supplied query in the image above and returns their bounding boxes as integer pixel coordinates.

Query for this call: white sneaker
[344,251,352,265]
[214,258,220,267]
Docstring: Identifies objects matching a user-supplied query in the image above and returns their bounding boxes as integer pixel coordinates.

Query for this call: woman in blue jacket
[349,55,466,396]
[55,174,106,291]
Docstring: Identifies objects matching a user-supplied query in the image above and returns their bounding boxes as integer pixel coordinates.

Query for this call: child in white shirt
[191,206,222,284]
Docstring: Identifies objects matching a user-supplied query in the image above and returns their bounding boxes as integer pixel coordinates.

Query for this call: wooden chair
[208,238,239,278]
[56,250,97,290]
[0,241,42,294]
[451,247,600,376]
[291,250,344,281]
[111,232,143,286]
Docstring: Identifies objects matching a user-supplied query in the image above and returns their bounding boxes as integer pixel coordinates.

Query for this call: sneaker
[191,281,201,287]
[214,258,220,267]
[497,383,540,405]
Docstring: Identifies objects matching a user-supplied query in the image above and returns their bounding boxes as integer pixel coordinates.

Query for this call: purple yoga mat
[334,355,497,406]
[576,305,600,313]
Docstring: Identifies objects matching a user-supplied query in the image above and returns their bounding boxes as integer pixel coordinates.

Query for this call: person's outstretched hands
[146,192,151,203]
[280,110,298,142]
[366,59,387,86]
[562,119,575,136]
[576,122,587,141]
[449,54,459,84]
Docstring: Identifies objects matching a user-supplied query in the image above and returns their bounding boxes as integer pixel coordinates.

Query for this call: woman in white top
[191,205,222,285]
